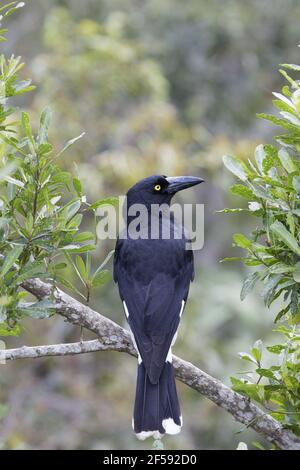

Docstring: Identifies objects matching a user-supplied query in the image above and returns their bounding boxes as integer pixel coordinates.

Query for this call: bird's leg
[80,325,84,343]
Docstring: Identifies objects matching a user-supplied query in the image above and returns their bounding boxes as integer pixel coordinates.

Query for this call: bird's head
[126,175,204,207]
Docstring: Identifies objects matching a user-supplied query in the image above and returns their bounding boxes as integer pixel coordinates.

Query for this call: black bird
[114,175,204,439]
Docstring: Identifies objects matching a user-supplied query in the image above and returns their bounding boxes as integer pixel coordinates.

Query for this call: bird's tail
[133,362,182,440]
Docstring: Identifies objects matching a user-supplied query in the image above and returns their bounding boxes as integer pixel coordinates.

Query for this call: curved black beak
[166,176,204,194]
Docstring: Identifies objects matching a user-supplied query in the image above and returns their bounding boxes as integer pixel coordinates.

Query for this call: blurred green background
[1,0,300,450]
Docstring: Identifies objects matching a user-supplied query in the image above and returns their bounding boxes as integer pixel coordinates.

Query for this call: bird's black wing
[114,236,194,384]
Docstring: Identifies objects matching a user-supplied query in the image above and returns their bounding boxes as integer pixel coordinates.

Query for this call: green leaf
[0,161,18,181]
[248,184,270,201]
[262,274,282,307]
[55,275,85,300]
[262,145,279,173]
[255,144,265,172]
[278,148,297,173]
[21,111,35,154]
[38,107,52,144]
[290,285,299,316]
[270,221,300,256]
[274,305,290,323]
[4,175,24,188]
[216,208,247,214]
[64,252,85,287]
[292,261,300,282]
[90,197,119,210]
[57,132,85,157]
[16,261,45,284]
[256,368,276,379]
[0,244,23,277]
[244,259,263,266]
[0,323,20,336]
[230,378,263,402]
[230,184,255,199]
[272,92,295,108]
[1,2,25,18]
[0,3,19,14]
[238,352,258,365]
[256,113,299,131]
[268,262,295,274]
[50,262,67,271]
[51,171,72,185]
[72,232,95,243]
[0,133,27,156]
[61,244,96,254]
[13,79,35,95]
[66,213,82,229]
[18,299,56,319]
[75,255,87,282]
[73,178,83,196]
[66,200,81,221]
[91,269,112,287]
[59,199,81,222]
[240,272,261,300]
[252,339,263,363]
[38,142,53,155]
[280,111,300,126]
[280,69,300,89]
[92,250,114,278]
[292,176,300,193]
[233,233,252,250]
[280,63,300,71]
[223,155,248,181]
[282,85,292,97]
[267,344,285,354]
[219,257,244,263]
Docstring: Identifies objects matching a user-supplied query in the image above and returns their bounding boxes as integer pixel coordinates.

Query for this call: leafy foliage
[223,63,300,438]
[0,2,25,42]
[0,4,116,335]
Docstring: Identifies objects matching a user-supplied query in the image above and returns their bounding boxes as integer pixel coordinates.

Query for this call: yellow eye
[154,184,161,191]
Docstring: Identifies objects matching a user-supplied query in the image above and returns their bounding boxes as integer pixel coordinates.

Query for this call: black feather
[113,175,202,437]
[133,362,181,435]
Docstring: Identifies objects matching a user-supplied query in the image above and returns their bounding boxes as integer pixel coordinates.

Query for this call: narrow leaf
[38,107,52,144]
[57,132,85,157]
[223,155,248,181]
[240,272,261,300]
[0,245,23,277]
[270,221,300,256]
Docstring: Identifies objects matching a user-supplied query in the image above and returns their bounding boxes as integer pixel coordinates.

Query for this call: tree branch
[2,339,116,361]
[2,277,297,450]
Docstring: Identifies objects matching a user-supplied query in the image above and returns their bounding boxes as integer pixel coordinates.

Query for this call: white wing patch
[130,329,142,365]
[165,301,185,363]
[179,300,185,318]
[166,347,173,363]
[123,300,129,318]
[123,301,142,364]
[171,331,177,346]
